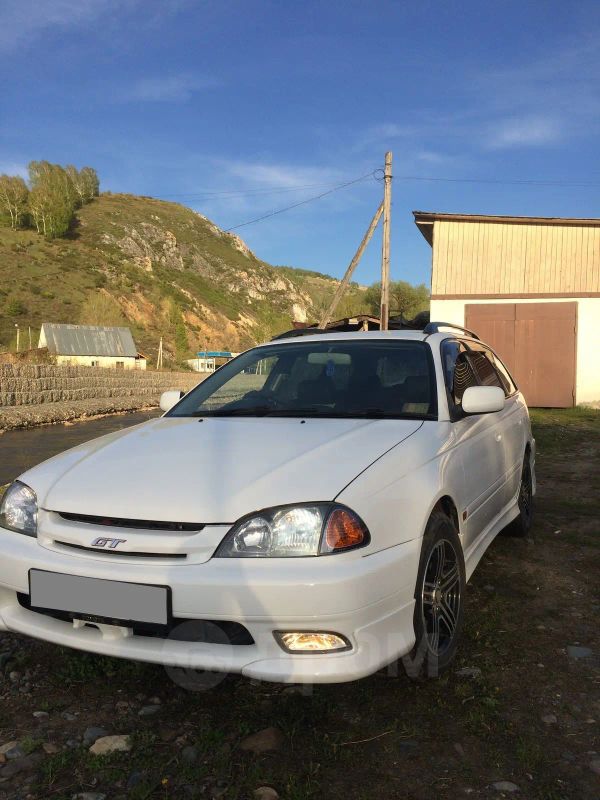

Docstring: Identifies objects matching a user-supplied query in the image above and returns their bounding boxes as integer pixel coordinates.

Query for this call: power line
[149,171,600,206]
[397,175,600,187]
[223,171,378,232]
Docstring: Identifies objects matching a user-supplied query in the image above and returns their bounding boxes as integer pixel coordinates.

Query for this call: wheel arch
[421,493,461,540]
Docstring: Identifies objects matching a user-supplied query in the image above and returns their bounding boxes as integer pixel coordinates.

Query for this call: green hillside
[0,193,368,365]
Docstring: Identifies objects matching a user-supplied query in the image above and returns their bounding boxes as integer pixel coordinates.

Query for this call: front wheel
[406,512,465,678]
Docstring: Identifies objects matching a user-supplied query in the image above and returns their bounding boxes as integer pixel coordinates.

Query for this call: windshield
[168,339,437,420]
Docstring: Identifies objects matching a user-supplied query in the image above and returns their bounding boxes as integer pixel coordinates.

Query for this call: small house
[39,323,146,370]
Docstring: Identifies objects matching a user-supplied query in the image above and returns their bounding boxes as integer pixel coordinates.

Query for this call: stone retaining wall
[0,364,202,407]
[0,365,205,430]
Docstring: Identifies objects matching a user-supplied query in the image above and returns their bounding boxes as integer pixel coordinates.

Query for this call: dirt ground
[0,408,598,800]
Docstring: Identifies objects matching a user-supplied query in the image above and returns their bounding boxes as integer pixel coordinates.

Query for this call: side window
[452,352,479,405]
[469,350,504,390]
[441,340,479,410]
[489,352,517,396]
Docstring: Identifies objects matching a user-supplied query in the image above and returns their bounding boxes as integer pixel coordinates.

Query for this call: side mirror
[462,385,505,414]
[159,390,184,413]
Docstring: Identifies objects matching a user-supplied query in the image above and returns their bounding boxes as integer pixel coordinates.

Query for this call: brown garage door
[465,302,577,407]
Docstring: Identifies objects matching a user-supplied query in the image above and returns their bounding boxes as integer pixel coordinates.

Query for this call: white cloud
[353,35,600,157]
[120,74,219,103]
[485,115,564,149]
[223,160,337,189]
[0,0,128,52]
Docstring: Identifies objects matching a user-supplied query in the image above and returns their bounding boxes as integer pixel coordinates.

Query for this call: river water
[0,410,161,485]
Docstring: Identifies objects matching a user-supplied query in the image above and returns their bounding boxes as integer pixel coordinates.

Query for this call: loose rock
[0,753,43,779]
[240,727,284,754]
[567,645,593,660]
[89,735,131,756]
[541,714,557,724]
[491,781,520,792]
[455,666,482,679]
[72,794,107,800]
[254,788,280,800]
[0,741,24,759]
[83,727,109,748]
[138,705,159,717]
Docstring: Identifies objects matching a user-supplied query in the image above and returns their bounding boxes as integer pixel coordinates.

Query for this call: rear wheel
[506,455,534,537]
[407,511,465,677]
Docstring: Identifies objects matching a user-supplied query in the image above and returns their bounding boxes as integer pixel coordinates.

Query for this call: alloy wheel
[518,460,533,526]
[421,539,461,657]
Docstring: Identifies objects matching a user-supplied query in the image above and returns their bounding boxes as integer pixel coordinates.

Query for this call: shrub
[5,298,26,316]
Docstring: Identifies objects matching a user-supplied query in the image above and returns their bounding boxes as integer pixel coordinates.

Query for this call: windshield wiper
[190,406,275,417]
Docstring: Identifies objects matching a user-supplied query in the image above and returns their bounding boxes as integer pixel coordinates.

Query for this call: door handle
[495,433,502,442]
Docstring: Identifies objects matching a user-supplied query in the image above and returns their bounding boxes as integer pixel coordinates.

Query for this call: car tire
[506,454,534,537]
[406,511,465,678]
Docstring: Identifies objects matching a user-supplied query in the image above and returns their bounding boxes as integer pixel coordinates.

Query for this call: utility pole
[14,324,20,352]
[28,326,32,350]
[319,201,384,329]
[380,151,392,330]
[156,337,163,370]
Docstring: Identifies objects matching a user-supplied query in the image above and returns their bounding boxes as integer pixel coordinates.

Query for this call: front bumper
[0,526,421,683]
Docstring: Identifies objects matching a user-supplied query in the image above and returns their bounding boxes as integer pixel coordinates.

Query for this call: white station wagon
[0,323,535,683]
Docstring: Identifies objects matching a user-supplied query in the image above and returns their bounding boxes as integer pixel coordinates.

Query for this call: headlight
[214,503,369,558]
[0,481,38,537]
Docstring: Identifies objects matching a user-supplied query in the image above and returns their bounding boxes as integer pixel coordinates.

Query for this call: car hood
[20,416,422,523]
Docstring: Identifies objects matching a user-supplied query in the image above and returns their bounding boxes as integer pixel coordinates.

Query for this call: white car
[0,323,535,683]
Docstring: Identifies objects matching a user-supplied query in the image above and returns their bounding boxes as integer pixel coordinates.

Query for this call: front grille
[58,512,204,532]
[16,593,254,644]
[55,540,187,559]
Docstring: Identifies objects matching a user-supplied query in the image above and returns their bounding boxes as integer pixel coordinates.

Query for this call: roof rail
[271,328,327,341]
[423,321,480,340]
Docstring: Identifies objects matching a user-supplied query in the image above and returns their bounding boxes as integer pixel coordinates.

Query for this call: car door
[486,347,527,504]
[441,339,508,554]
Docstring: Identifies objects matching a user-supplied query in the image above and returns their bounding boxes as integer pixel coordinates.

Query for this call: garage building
[414,211,600,407]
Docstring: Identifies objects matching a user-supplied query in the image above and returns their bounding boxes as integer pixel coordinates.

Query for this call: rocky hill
[0,193,367,365]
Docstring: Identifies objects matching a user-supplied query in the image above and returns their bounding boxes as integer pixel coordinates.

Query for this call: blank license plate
[29,570,169,625]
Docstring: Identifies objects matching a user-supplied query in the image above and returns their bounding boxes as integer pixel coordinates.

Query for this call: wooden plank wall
[432,220,600,296]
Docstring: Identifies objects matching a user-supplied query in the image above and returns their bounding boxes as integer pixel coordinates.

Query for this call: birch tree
[0,175,29,228]
[28,161,76,238]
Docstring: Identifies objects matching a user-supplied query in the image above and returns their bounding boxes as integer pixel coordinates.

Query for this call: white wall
[430,297,600,405]
[55,355,143,370]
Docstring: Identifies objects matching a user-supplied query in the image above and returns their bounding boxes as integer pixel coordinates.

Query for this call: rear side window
[468,342,517,397]
[441,341,479,408]
[489,352,517,396]
[469,351,504,390]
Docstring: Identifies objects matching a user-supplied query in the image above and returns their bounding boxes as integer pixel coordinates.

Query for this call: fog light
[275,631,351,653]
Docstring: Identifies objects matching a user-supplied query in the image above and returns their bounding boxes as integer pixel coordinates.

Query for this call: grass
[529,406,600,455]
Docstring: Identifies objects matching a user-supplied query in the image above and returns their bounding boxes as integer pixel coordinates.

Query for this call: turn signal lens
[323,508,368,552]
[275,631,351,653]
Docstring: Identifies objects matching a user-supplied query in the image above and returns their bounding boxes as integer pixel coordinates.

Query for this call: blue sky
[2,1,600,286]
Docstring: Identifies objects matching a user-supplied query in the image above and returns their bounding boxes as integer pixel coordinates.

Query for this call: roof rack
[271,328,328,341]
[423,321,480,340]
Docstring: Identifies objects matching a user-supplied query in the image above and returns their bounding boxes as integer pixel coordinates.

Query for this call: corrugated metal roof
[40,324,138,357]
